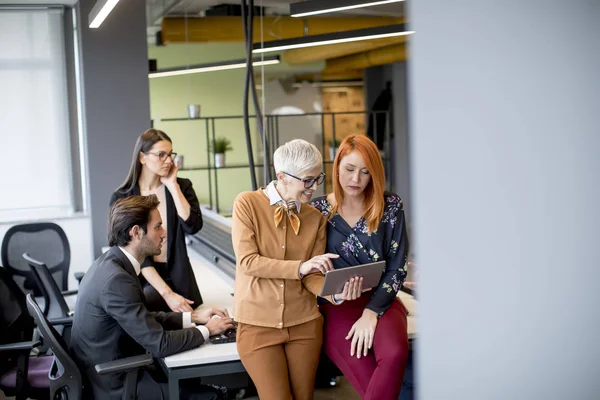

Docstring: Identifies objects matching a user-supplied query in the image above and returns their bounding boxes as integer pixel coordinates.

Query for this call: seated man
[70,195,234,400]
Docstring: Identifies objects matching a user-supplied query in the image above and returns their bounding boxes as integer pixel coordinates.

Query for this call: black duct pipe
[241,0,272,188]
[240,0,258,190]
[247,0,272,184]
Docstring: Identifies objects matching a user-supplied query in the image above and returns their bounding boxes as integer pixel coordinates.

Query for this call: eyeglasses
[283,171,326,189]
[145,151,177,162]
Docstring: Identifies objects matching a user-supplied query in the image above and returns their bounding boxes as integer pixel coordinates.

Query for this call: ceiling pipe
[324,43,407,72]
[295,70,365,81]
[160,16,402,43]
[282,35,406,65]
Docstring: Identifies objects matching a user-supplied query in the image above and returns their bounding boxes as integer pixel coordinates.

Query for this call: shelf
[179,159,387,172]
[180,164,269,171]
[153,111,383,123]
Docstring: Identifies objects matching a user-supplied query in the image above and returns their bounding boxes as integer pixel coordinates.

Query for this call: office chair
[25,254,72,320]
[1,223,83,302]
[0,266,52,400]
[25,253,74,343]
[26,294,154,400]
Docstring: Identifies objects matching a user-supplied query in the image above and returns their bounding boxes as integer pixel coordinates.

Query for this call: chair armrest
[61,289,78,296]
[95,354,153,375]
[74,272,85,284]
[0,340,41,352]
[48,316,74,326]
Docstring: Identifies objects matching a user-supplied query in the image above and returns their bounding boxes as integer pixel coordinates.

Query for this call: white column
[410,1,600,398]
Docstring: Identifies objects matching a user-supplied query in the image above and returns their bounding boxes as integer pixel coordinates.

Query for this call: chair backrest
[25,254,71,321]
[26,294,82,400]
[0,267,34,375]
[1,222,71,296]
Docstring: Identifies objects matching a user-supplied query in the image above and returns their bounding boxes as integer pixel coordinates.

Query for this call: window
[0,8,73,220]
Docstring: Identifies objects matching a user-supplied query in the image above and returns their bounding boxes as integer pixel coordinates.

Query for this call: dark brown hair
[108,195,160,247]
[117,129,172,193]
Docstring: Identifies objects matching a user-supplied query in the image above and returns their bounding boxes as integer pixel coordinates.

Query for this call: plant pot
[214,153,225,168]
[188,104,201,119]
[329,147,338,161]
[174,154,184,169]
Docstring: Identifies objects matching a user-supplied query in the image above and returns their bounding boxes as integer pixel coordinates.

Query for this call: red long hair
[332,135,385,233]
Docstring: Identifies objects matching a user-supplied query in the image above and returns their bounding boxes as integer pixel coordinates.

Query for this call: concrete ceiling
[146,0,405,43]
[147,0,404,27]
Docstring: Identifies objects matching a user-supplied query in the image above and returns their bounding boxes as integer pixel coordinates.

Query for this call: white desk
[160,250,242,399]
[160,248,418,399]
[398,290,418,340]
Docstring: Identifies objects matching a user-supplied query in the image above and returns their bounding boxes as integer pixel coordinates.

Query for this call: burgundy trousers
[320,293,409,400]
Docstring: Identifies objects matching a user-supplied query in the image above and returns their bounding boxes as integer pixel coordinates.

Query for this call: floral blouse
[310,193,409,316]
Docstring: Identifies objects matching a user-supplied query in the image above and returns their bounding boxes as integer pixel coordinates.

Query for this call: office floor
[244,377,360,400]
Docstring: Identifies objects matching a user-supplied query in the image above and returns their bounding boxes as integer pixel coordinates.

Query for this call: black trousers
[141,261,203,312]
[143,282,172,312]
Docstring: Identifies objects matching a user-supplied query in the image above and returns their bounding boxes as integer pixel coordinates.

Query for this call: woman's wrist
[165,181,180,192]
[362,308,378,320]
[160,287,173,298]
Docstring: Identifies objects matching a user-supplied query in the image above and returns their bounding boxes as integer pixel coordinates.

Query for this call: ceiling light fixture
[89,0,120,28]
[148,56,281,79]
[290,0,404,18]
[252,24,413,54]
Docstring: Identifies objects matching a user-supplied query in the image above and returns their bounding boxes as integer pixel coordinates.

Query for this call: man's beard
[140,236,161,258]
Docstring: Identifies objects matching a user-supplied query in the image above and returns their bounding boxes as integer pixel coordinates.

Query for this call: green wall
[148,43,323,214]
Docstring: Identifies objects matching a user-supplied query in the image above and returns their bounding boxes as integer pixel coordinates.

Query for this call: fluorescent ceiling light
[148,56,281,79]
[252,24,413,54]
[291,0,404,18]
[89,0,120,28]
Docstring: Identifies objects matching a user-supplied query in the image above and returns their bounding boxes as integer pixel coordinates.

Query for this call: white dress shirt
[264,181,301,212]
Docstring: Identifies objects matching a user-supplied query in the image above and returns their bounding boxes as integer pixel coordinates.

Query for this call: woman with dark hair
[110,129,203,312]
[311,135,410,400]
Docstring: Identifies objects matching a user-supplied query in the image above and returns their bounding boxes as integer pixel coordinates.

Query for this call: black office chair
[26,294,153,400]
[25,254,72,320]
[1,223,83,302]
[0,267,51,400]
[25,253,74,344]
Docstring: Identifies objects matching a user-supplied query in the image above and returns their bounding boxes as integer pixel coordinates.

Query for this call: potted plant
[212,137,233,168]
[328,137,341,161]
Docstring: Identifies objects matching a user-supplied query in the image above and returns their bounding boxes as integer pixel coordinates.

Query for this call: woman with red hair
[311,135,410,400]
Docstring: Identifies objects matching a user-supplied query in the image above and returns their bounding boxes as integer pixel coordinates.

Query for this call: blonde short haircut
[273,139,322,176]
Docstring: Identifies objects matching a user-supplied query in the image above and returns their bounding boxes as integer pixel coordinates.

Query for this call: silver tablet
[319,261,386,297]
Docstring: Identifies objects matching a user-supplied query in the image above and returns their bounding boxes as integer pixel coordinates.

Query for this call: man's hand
[299,253,339,276]
[346,309,378,359]
[163,291,194,312]
[205,316,235,337]
[191,307,230,325]
[333,276,366,302]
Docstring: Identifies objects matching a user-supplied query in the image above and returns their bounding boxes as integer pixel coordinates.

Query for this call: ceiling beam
[282,35,407,65]
[295,70,365,81]
[324,43,407,72]
[160,16,402,43]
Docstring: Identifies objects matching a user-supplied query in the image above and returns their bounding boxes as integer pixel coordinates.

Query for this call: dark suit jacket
[69,247,205,400]
[110,177,203,306]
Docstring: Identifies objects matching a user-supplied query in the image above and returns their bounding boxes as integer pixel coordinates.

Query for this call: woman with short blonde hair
[232,139,362,400]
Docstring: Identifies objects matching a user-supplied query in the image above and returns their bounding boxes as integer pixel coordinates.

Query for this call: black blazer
[110,178,203,305]
[69,247,205,400]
